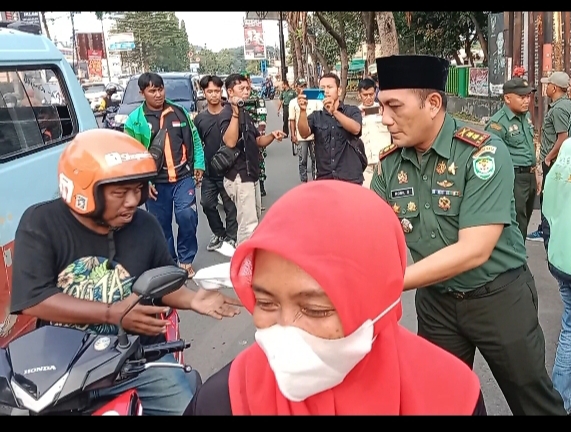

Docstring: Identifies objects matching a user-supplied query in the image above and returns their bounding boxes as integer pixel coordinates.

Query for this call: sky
[45,12,285,52]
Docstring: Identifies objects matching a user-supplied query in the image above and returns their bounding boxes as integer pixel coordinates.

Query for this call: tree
[110,12,190,72]
[394,12,490,65]
[314,12,363,101]
[361,12,377,70]
[375,12,399,57]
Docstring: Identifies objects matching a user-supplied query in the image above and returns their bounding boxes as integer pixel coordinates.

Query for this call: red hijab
[228,180,481,415]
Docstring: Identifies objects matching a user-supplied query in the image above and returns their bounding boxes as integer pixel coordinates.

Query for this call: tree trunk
[291,12,304,81]
[307,31,330,74]
[361,12,376,71]
[286,13,298,82]
[315,12,349,101]
[375,12,399,57]
[468,12,488,63]
[40,12,52,40]
[339,47,349,102]
[453,52,462,66]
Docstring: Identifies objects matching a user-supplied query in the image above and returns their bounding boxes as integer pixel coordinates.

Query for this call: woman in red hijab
[184,180,485,415]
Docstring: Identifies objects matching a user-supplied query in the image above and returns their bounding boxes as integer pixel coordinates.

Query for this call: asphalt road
[100,101,562,416]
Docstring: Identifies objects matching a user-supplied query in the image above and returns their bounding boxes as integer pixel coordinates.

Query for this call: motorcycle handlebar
[142,340,190,359]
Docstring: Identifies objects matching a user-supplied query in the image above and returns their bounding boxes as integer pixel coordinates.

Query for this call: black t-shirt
[10,199,175,345]
[194,109,223,178]
[183,360,487,415]
[219,104,261,183]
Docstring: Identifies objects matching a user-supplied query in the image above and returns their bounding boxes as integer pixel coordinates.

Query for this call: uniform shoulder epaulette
[379,143,399,161]
[454,126,491,148]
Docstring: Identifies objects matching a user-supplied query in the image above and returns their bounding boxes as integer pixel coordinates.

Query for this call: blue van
[0,21,98,347]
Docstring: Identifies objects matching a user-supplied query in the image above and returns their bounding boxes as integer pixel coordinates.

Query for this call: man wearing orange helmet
[9,129,241,415]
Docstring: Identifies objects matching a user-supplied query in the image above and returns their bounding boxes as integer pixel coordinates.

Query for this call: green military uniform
[484,78,537,241]
[372,114,527,292]
[279,86,297,136]
[370,54,566,416]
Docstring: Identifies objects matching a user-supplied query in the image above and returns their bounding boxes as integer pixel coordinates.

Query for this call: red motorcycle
[0,266,202,416]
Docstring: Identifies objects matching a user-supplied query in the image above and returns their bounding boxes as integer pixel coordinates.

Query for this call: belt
[514,166,535,174]
[446,265,526,299]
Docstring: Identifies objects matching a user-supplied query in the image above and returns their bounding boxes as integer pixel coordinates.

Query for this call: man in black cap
[485,78,537,241]
[370,55,566,415]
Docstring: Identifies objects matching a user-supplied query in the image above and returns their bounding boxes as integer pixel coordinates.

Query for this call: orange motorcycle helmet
[57,129,157,220]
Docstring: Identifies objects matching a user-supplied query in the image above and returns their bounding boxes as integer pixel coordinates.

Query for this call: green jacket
[124,100,205,170]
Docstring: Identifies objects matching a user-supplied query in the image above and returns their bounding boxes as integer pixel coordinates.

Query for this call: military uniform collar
[402,113,456,162]
[549,94,569,108]
[501,104,517,120]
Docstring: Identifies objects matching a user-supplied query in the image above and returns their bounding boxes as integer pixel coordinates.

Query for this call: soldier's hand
[271,130,286,141]
[535,170,543,195]
[297,94,308,110]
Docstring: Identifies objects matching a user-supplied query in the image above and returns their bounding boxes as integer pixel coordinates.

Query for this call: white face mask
[255,298,401,402]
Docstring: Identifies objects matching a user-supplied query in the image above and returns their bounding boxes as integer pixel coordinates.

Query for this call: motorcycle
[0,266,202,416]
[102,105,121,131]
[267,87,276,100]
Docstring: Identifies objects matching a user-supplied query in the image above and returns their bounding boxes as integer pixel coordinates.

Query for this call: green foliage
[109,12,190,72]
[310,12,364,67]
[196,45,276,75]
[394,12,489,60]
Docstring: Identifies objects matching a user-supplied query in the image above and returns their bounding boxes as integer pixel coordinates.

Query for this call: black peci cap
[375,55,450,92]
[503,77,536,95]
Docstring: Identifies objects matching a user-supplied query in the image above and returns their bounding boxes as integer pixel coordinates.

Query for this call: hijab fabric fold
[228,180,481,415]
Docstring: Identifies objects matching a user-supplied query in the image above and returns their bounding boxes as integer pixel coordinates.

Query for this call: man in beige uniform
[358,78,392,188]
[289,77,323,182]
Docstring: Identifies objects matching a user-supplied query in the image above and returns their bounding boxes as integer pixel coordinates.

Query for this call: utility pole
[278,12,287,82]
[100,17,112,81]
[70,12,77,77]
[553,12,563,70]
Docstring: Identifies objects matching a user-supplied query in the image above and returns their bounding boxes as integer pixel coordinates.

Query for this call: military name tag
[391,187,414,198]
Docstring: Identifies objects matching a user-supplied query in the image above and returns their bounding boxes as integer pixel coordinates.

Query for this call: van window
[0,66,77,162]
[123,78,194,105]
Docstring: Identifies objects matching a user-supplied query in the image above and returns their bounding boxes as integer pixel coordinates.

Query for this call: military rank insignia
[454,127,491,148]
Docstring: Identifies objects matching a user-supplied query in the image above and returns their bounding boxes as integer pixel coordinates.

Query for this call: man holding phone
[297,73,364,185]
[358,78,392,188]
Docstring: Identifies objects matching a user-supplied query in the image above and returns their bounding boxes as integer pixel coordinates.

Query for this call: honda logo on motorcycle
[23,365,56,375]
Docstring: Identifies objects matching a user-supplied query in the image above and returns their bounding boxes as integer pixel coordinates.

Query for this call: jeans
[223,174,262,245]
[92,353,194,415]
[200,175,238,241]
[550,264,571,413]
[146,176,198,264]
[298,140,316,182]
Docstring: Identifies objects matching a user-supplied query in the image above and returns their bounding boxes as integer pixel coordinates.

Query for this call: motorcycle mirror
[132,266,188,299]
[117,266,187,348]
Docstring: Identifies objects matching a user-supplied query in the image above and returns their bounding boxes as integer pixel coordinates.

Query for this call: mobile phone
[303,88,325,101]
[363,106,379,116]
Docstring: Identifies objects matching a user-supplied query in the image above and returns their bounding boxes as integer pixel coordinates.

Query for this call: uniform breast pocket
[389,196,421,243]
[508,131,526,147]
[431,193,463,218]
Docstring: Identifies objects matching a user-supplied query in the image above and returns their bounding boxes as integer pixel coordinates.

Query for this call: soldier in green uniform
[242,71,268,197]
[370,55,566,415]
[278,80,297,136]
[484,78,537,241]
[527,72,571,246]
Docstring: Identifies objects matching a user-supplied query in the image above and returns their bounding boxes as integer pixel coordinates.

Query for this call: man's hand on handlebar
[110,293,170,336]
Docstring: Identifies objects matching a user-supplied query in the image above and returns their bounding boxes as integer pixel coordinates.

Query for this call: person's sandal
[179,263,195,279]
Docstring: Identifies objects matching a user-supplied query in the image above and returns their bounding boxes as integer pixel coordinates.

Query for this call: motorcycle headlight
[114,114,128,124]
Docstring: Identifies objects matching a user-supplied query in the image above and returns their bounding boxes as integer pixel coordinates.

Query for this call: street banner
[87,49,103,78]
[243,19,266,60]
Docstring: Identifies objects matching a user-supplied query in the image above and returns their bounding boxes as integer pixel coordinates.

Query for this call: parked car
[250,75,264,93]
[112,72,197,131]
